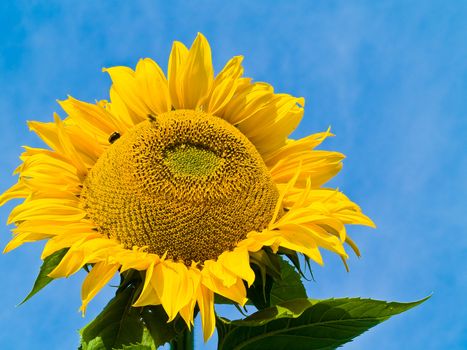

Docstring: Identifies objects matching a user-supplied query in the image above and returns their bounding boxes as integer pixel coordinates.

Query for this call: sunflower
[0,33,374,341]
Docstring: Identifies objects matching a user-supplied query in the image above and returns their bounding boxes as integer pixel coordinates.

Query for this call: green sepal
[217,296,429,350]
[249,249,281,280]
[245,265,274,310]
[247,254,308,309]
[277,247,313,281]
[169,327,194,350]
[19,248,68,305]
[270,258,307,306]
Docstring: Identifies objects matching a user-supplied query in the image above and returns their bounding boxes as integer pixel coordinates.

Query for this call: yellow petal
[53,114,88,177]
[48,237,119,278]
[203,260,237,287]
[107,86,137,127]
[222,82,274,125]
[135,58,171,115]
[269,160,303,227]
[201,271,247,305]
[168,41,189,109]
[333,210,376,228]
[48,250,86,278]
[207,77,238,116]
[241,96,304,156]
[179,298,197,329]
[215,56,244,82]
[103,66,148,121]
[41,231,101,259]
[20,151,79,181]
[13,221,92,236]
[270,150,344,187]
[345,236,361,257]
[0,182,28,206]
[237,229,282,252]
[3,231,52,253]
[196,284,215,342]
[218,248,255,286]
[59,96,124,143]
[8,198,85,224]
[281,223,346,256]
[239,95,304,138]
[179,33,214,109]
[28,120,62,153]
[80,262,119,314]
[264,129,333,166]
[207,56,244,115]
[133,262,161,306]
[152,261,193,321]
[275,230,325,265]
[178,266,201,328]
[118,249,155,272]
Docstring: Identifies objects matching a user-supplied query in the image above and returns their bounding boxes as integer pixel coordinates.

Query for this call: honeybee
[108,131,121,144]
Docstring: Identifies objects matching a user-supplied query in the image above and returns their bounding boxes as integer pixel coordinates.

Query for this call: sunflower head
[81,109,279,264]
[1,33,374,341]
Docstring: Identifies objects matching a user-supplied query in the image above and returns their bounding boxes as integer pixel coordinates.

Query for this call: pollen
[81,110,279,264]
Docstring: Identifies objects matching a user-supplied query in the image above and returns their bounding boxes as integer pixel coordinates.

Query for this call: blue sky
[0,1,466,349]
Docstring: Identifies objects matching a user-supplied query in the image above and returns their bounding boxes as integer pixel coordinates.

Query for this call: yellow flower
[0,33,374,341]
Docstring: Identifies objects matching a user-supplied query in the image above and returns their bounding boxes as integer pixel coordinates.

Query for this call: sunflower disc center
[164,144,220,177]
[81,110,279,264]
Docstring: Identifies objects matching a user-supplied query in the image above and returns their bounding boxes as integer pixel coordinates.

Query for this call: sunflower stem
[170,327,194,350]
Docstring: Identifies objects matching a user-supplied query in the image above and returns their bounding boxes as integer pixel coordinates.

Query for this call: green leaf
[141,305,187,348]
[270,258,307,306]
[20,248,68,305]
[217,296,429,350]
[169,328,194,350]
[80,285,156,350]
[114,328,155,350]
[119,345,152,350]
[80,273,186,350]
